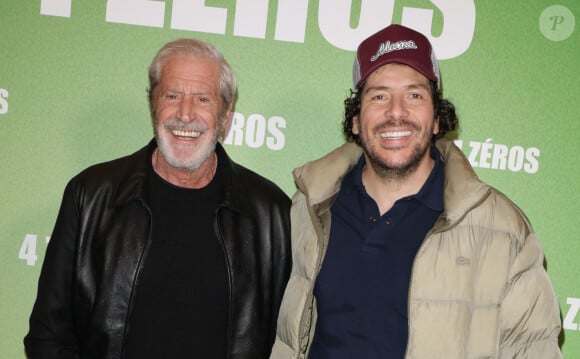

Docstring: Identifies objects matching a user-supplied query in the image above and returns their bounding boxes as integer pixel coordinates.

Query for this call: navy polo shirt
[309,148,444,359]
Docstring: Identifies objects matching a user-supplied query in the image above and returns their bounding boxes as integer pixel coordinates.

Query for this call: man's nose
[177,98,195,122]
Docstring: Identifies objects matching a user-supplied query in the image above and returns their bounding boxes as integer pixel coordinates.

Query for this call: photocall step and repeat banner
[1,1,578,357]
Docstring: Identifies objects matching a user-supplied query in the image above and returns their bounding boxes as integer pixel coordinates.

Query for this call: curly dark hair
[343,80,458,145]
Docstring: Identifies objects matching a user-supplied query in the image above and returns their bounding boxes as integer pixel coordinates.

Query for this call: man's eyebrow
[406,83,431,91]
[364,86,389,93]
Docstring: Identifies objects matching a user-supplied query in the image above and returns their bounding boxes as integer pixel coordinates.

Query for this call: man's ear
[219,103,234,142]
[352,115,360,135]
[433,116,440,135]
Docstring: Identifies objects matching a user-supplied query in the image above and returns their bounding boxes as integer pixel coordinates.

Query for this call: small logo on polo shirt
[371,40,418,62]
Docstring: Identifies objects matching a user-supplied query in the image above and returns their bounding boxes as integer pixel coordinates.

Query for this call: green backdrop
[1,1,578,357]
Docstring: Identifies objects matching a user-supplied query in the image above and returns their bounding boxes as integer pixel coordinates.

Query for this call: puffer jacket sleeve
[271,190,319,359]
[24,180,80,359]
[499,232,562,358]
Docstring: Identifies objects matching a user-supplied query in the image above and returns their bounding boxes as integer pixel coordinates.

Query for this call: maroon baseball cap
[353,24,440,89]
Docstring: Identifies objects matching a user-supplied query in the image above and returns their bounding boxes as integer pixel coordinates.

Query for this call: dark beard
[364,141,431,180]
[360,117,434,180]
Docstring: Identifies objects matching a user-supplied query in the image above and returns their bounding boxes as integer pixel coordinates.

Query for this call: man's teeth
[172,130,201,138]
[380,130,412,139]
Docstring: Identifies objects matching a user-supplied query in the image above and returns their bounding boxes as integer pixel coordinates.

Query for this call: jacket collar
[110,139,155,207]
[215,141,249,214]
[293,142,361,206]
[434,139,490,224]
[112,139,248,213]
[293,138,490,225]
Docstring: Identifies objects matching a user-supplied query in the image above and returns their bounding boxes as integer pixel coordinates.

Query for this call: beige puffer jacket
[271,139,561,359]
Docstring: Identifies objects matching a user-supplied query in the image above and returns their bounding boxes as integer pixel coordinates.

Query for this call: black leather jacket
[24,140,291,359]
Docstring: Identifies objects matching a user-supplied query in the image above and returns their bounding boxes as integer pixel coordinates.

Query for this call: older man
[24,38,291,359]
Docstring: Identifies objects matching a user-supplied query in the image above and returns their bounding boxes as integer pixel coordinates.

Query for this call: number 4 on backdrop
[19,234,50,266]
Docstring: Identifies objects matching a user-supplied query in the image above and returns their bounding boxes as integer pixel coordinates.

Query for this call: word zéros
[454,139,539,174]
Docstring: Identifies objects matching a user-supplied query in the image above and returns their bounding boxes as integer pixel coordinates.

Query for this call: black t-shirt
[124,162,228,358]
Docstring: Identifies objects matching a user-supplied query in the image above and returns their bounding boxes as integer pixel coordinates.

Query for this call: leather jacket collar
[112,139,250,215]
